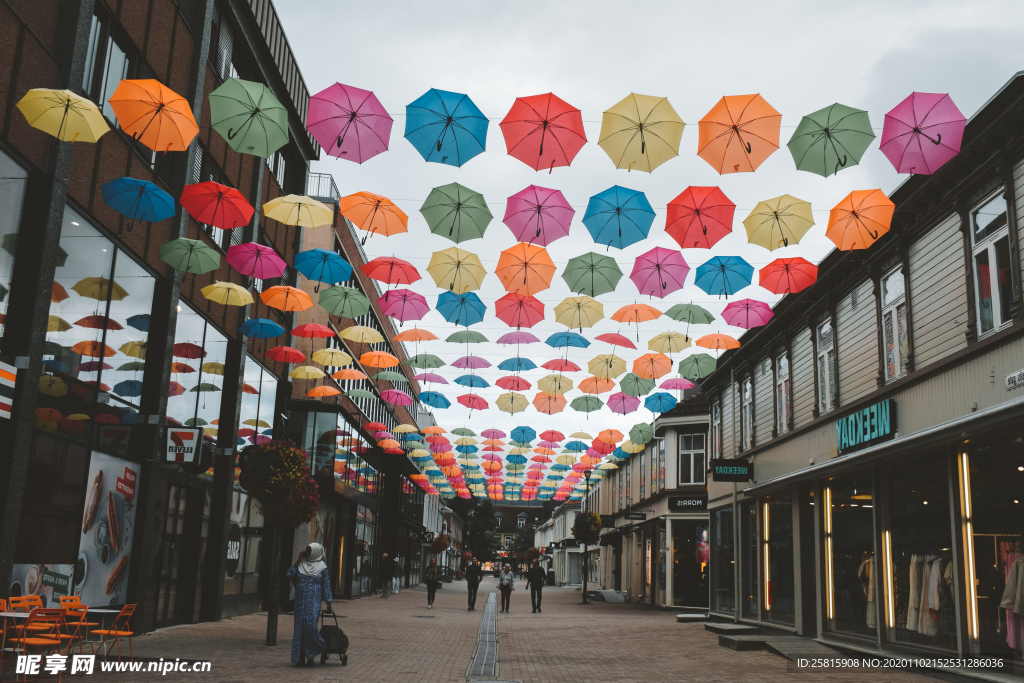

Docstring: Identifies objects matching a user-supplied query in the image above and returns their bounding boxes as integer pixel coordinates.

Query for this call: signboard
[40,568,72,598]
[625,512,647,521]
[600,514,616,528]
[835,398,897,454]
[1007,368,1024,391]
[420,531,434,543]
[668,494,708,512]
[712,460,753,482]
[0,360,15,419]
[166,428,202,463]
[98,425,131,456]
[225,524,241,577]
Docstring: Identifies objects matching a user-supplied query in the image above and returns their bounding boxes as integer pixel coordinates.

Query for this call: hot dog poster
[75,451,140,605]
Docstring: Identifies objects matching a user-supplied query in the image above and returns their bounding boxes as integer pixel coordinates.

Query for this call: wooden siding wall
[1015,157,1024,279]
[790,327,815,428]
[754,356,774,445]
[837,278,878,406]
[721,383,735,458]
[909,213,969,368]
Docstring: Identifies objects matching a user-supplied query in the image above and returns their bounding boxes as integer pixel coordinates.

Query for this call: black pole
[265,526,282,646]
[582,469,591,605]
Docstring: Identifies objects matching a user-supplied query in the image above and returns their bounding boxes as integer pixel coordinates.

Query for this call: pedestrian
[527,558,545,613]
[465,558,482,611]
[425,557,439,608]
[379,552,393,598]
[286,543,333,667]
[392,555,402,594]
[496,563,515,613]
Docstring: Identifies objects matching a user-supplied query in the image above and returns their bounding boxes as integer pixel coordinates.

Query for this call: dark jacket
[379,559,393,580]
[527,566,545,588]
[465,564,483,587]
[424,565,439,586]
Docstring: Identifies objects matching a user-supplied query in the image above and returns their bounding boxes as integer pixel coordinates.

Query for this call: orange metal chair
[9,596,43,613]
[2,608,64,682]
[91,604,135,662]
[57,597,97,653]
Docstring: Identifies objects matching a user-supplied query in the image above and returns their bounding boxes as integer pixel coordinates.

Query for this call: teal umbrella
[447,330,488,344]
[678,353,717,380]
[319,285,371,318]
[209,77,289,158]
[619,372,655,397]
[406,354,445,369]
[787,103,876,177]
[159,238,221,275]
[561,252,622,297]
[420,183,493,243]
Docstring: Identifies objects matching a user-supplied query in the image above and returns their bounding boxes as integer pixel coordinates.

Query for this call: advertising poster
[9,563,75,606]
[74,451,141,605]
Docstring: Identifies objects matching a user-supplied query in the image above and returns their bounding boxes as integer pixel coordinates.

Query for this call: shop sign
[40,568,72,598]
[600,514,616,528]
[420,531,434,543]
[668,494,707,512]
[625,512,647,520]
[98,425,131,456]
[166,428,202,463]
[711,460,753,482]
[835,398,897,454]
[225,524,241,577]
[1006,367,1024,390]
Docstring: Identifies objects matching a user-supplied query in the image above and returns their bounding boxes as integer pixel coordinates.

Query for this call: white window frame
[881,267,909,381]
[775,354,790,434]
[711,402,721,458]
[816,320,836,414]
[677,433,706,485]
[740,377,753,450]
[970,191,1013,336]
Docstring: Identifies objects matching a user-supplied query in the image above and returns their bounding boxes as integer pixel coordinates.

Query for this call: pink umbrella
[608,392,640,415]
[880,92,966,175]
[481,429,506,438]
[382,389,412,406]
[497,331,539,345]
[660,378,695,391]
[378,289,429,323]
[503,185,575,247]
[537,440,560,449]
[307,83,393,164]
[457,394,488,411]
[429,443,450,453]
[452,355,491,369]
[254,434,272,445]
[496,376,531,391]
[630,247,689,299]
[594,332,636,350]
[722,298,774,329]
[413,372,448,384]
[226,242,286,279]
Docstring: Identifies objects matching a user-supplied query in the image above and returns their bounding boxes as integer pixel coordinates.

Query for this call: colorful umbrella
[437,291,486,326]
[427,246,486,294]
[405,89,488,167]
[170,361,195,373]
[38,375,67,397]
[159,238,221,275]
[406,354,445,369]
[294,248,353,289]
[308,386,342,398]
[332,368,367,381]
[554,296,603,331]
[538,374,573,394]
[499,357,537,372]
[722,299,774,329]
[579,376,615,394]
[340,325,384,344]
[880,92,966,175]
[382,389,412,406]
[379,289,429,323]
[570,396,603,414]
[694,256,754,298]
[420,183,493,243]
[588,354,626,380]
[608,392,640,415]
[665,186,735,249]
[72,277,128,301]
[238,318,285,338]
[209,77,288,157]
[502,185,574,246]
[447,330,487,344]
[452,355,491,370]
[167,381,187,396]
[113,379,143,398]
[594,333,636,350]
[263,195,333,228]
[293,323,334,338]
[361,351,400,369]
[266,346,305,363]
[311,349,351,366]
[201,282,253,306]
[16,88,108,142]
[372,370,406,382]
[630,247,689,299]
[619,372,655,397]
[455,375,489,389]
[497,331,539,345]
[496,243,556,296]
[395,328,438,343]
[494,293,544,329]
[743,195,815,250]
[582,186,655,250]
[759,257,818,294]
[660,378,695,391]
[598,93,684,172]
[497,376,532,391]
[172,342,205,359]
[108,79,198,152]
[533,393,566,415]
[546,331,589,349]
[225,242,286,280]
[361,256,420,287]
[633,353,672,380]
[663,304,715,336]
[826,190,895,251]
[611,303,661,340]
[319,285,371,319]
[260,286,313,311]
[119,341,147,359]
[307,82,392,163]
[788,103,875,177]
[647,331,691,355]
[338,192,408,245]
[500,93,587,171]
[696,334,740,352]
[180,181,254,230]
[420,391,451,408]
[102,177,175,224]
[697,94,781,174]
[561,252,622,298]
[45,315,71,332]
[458,394,489,411]
[71,340,115,358]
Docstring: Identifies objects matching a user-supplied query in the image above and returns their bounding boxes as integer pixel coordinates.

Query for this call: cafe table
[0,612,29,666]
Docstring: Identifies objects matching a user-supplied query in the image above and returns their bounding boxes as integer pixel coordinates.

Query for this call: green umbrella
[619,372,655,397]
[561,252,622,297]
[117,361,146,372]
[159,238,221,275]
[319,285,371,318]
[509,440,532,448]
[452,427,476,437]
[345,388,375,399]
[184,417,208,427]
[371,370,406,382]
[4,234,68,267]
[664,303,715,335]
[406,354,445,369]
[629,423,654,445]
[570,396,604,414]
[787,103,875,178]
[420,183,493,244]
[209,77,289,158]
[446,330,487,344]
[678,353,717,381]
[190,383,221,393]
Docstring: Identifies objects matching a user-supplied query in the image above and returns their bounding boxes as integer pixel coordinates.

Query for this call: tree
[511,523,536,571]
[450,497,501,564]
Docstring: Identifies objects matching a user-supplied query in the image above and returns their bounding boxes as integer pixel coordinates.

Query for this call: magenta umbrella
[608,392,640,415]
[452,355,491,369]
[378,289,429,323]
[722,298,774,329]
[413,372,448,384]
[374,430,394,439]
[502,185,575,247]
[482,429,506,438]
[879,92,966,175]
[307,83,393,164]
[660,378,695,391]
[381,388,412,406]
[429,442,450,453]
[496,331,539,345]
[537,440,561,449]
[226,242,286,279]
[630,247,689,299]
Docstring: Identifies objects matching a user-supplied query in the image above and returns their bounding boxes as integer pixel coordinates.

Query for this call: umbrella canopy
[498,357,537,372]
[72,277,128,301]
[561,252,622,298]
[39,376,67,397]
[611,303,661,328]
[694,256,754,297]
[338,192,408,244]
[582,186,655,250]
[589,354,626,380]
[608,392,640,415]
[598,93,684,173]
[502,185,574,247]
[427,246,486,293]
[759,257,818,294]
[225,242,286,279]
[579,376,615,394]
[405,89,488,167]
[496,392,529,414]
[826,190,895,251]
[594,333,635,350]
[421,183,492,243]
[361,351,400,368]
[664,303,714,326]
[454,375,489,389]
[633,353,672,380]
[494,293,545,329]
[108,79,198,152]
[395,328,438,343]
[500,93,586,171]
[113,379,143,398]
[660,378,695,391]
[372,370,406,382]
[180,181,254,230]
[159,238,221,275]
[340,325,384,344]
[743,195,815,251]
[209,77,288,157]
[697,94,781,174]
[361,256,420,286]
[629,423,655,445]
[665,186,735,249]
[333,368,368,381]
[497,376,531,391]
[190,382,222,393]
[294,248,353,287]
[538,374,574,395]
[570,396,603,414]
[382,389,412,406]
[648,331,691,355]
[346,388,376,400]
[170,361,195,373]
[545,331,589,349]
[420,391,451,408]
[534,391,567,415]
[173,342,205,359]
[16,88,108,142]
[319,285,371,318]
[307,82,392,163]
[497,331,539,345]
[119,341,147,359]
[46,316,72,332]
[447,330,488,344]
[619,372,655,397]
[496,243,556,296]
[452,355,491,370]
[645,392,677,414]
[71,341,115,358]
[263,195,333,228]
[102,178,175,223]
[406,354,445,369]
[437,292,486,326]
[202,282,254,306]
[289,365,325,380]
[379,289,430,322]
[554,296,604,331]
[630,247,689,299]
[312,348,352,366]
[696,334,740,352]
[260,286,312,311]
[267,346,305,363]
[788,103,875,177]
[880,92,966,175]
[511,426,537,443]
[722,299,775,329]
[308,386,342,397]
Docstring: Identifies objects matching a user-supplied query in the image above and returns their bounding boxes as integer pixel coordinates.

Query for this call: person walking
[392,555,402,594]
[496,563,515,613]
[465,558,482,611]
[425,557,440,608]
[286,543,333,667]
[379,552,393,598]
[527,558,545,613]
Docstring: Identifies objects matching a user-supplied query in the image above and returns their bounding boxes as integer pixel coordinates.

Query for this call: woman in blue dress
[286,543,333,666]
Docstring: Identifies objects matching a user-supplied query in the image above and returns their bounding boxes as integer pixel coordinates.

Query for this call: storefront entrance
[151,478,210,628]
[672,519,709,608]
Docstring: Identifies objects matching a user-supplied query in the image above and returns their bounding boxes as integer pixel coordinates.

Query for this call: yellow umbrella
[454,436,478,446]
[743,194,815,250]
[16,89,109,143]
[203,427,218,436]
[495,391,529,414]
[509,446,531,455]
[426,247,486,294]
[201,282,254,306]
[647,331,692,355]
[263,195,333,228]
[553,296,604,331]
[201,362,225,375]
[538,374,573,395]
[393,424,418,434]
[120,341,147,359]
[570,431,592,439]
[47,316,72,332]
[598,93,685,173]
[243,418,271,428]
[39,375,67,397]
[555,454,576,466]
[72,277,128,301]
[620,440,645,454]
[588,354,626,380]
[340,325,384,344]
[312,348,352,366]
[597,462,618,470]
[289,365,325,380]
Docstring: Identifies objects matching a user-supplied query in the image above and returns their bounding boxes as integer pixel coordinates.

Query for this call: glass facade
[765,494,794,624]
[673,519,709,608]
[0,151,28,341]
[741,500,758,618]
[167,303,228,434]
[826,473,876,636]
[711,507,735,613]
[351,505,377,596]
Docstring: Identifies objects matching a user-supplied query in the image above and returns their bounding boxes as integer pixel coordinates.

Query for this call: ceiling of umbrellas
[16,79,969,500]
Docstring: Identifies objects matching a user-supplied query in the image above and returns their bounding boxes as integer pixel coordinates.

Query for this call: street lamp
[582,468,592,605]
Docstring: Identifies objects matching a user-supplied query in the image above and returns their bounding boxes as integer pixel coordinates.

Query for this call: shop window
[166,304,227,439]
[711,401,721,458]
[658,436,666,490]
[882,268,909,381]
[971,193,1013,335]
[0,153,28,342]
[825,474,876,637]
[618,467,623,510]
[740,377,753,450]
[674,519,709,608]
[238,357,278,457]
[351,505,377,596]
[764,494,795,624]
[711,508,735,613]
[775,355,790,434]
[678,433,706,485]
[817,320,836,413]
[82,12,131,123]
[223,489,263,595]
[740,500,759,619]
[640,445,646,500]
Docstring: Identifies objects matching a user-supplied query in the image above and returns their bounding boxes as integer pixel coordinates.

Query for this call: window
[711,402,721,458]
[971,193,1013,334]
[740,377,753,450]
[618,467,623,510]
[825,474,875,636]
[775,355,791,433]
[0,152,29,344]
[711,508,734,613]
[678,434,706,485]
[817,320,836,413]
[82,12,131,122]
[166,304,228,434]
[764,494,795,624]
[640,447,646,500]
[495,512,502,528]
[658,437,666,490]
[881,268,909,380]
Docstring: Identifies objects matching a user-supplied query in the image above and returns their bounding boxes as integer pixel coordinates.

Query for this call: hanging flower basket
[239,440,319,528]
[571,511,602,546]
[431,533,451,554]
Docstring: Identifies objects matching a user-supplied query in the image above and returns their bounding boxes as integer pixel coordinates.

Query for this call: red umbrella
[238,428,256,438]
[180,181,254,230]
[590,439,615,455]
[266,346,306,363]
[75,315,123,330]
[360,257,420,285]
[496,376,532,391]
[378,289,429,322]
[71,381,111,396]
[495,293,545,329]
[722,299,774,329]
[540,430,564,442]
[241,383,259,394]
[542,358,581,372]
[499,93,587,171]
[172,342,205,359]
[594,333,636,350]
[665,187,735,249]
[457,394,488,411]
[168,381,186,396]
[365,422,388,431]
[759,257,818,294]
[292,323,334,338]
[95,413,121,424]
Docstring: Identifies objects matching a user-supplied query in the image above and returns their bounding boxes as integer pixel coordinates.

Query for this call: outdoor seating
[90,604,135,663]
[1,608,64,682]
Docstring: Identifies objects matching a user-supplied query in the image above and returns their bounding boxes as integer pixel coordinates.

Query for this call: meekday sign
[836,398,897,454]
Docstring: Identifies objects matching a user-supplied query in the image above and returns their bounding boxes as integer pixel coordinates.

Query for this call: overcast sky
[277,0,1024,442]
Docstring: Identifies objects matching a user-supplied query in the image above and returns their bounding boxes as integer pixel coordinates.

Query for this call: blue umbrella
[582,186,655,250]
[498,357,537,372]
[454,374,489,388]
[456,444,479,454]
[546,331,590,349]
[645,391,678,414]
[121,412,138,424]
[694,256,754,298]
[405,89,488,167]
[437,291,486,326]
[564,440,588,452]
[43,360,70,373]
[126,314,151,332]
[113,379,143,398]
[101,177,175,226]
[420,391,451,408]
[261,429,273,435]
[294,248,353,290]
[610,447,627,460]
[238,318,285,338]
[511,426,537,443]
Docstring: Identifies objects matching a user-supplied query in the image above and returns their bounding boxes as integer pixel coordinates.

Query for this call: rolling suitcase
[319,610,349,665]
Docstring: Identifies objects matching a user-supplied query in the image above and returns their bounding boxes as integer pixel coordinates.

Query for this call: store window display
[166,304,228,440]
[826,474,876,636]
[764,494,795,624]
[741,500,758,618]
[711,508,734,613]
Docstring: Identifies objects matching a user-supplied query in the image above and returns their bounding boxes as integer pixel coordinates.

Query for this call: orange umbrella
[378,438,401,449]
[35,407,63,423]
[482,460,504,472]
[260,286,313,312]
[533,392,566,415]
[170,362,195,373]
[393,328,438,342]
[611,302,662,341]
[108,79,199,152]
[534,447,556,456]
[332,368,368,381]
[696,333,740,352]
[482,439,505,447]
[337,192,409,241]
[826,189,895,251]
[632,353,672,379]
[597,428,624,443]
[307,385,341,397]
[423,426,446,435]
[495,243,556,296]
[578,376,615,394]
[697,94,781,174]
[71,340,116,358]
[360,351,399,368]
[51,282,70,303]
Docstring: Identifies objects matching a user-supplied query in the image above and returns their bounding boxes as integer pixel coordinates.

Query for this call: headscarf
[298,542,327,577]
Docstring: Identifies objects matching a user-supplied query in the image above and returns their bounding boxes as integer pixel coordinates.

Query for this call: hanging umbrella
[333,369,368,381]
[561,252,622,298]
[159,238,221,275]
[494,293,545,329]
[743,195,815,251]
[545,331,589,349]
[498,357,537,372]
[308,386,342,398]
[722,299,774,329]
[499,93,586,171]
[446,330,487,344]
[338,192,408,245]
[405,88,488,167]
[264,195,333,229]
[46,315,72,332]
[579,376,615,394]
[660,378,695,391]
[678,353,717,380]
[307,82,392,163]
[191,383,222,393]
[361,351,400,368]
[497,331,539,345]
[607,392,640,415]
[72,277,128,301]
[340,325,384,344]
[629,423,655,445]
[108,79,198,152]
[594,333,636,350]
[38,376,67,397]
[395,328,438,343]
[589,354,626,380]
[582,186,655,250]
[570,396,603,414]
[496,243,557,296]
[294,248,353,290]
[361,257,421,291]
[312,349,351,366]
[167,382,187,396]
[664,304,715,329]
[173,342,205,359]
[266,346,306,363]
[113,379,143,398]
[292,323,334,339]
[71,340,115,358]
[633,353,672,380]
[598,93,684,172]
[102,177,175,226]
[379,289,430,323]
[180,181,254,230]
[826,190,895,251]
[665,186,735,249]
[170,362,196,373]
[759,257,818,294]
[43,360,70,373]
[880,92,966,175]
[119,341,147,359]
[289,365,325,380]
[538,374,573,394]
[420,183,493,243]
[427,246,486,293]
[611,303,661,341]
[630,247,689,299]
[346,388,376,400]
[15,88,108,142]
[75,360,113,372]
[458,394,489,411]
[696,334,740,352]
[260,286,313,311]
[645,392,677,414]
[503,185,575,246]
[697,94,781,174]
[694,256,754,298]
[225,242,286,279]
[238,318,285,338]
[382,389,413,406]
[454,375,489,389]
[420,391,451,408]
[619,372,655,397]
[209,77,288,157]
[318,285,371,319]
[497,376,531,391]
[647,331,691,355]
[533,391,567,415]
[554,296,604,331]
[51,282,70,303]
[202,281,253,306]
[452,356,490,369]
[406,354,445,369]
[788,103,875,177]
[437,292,486,327]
